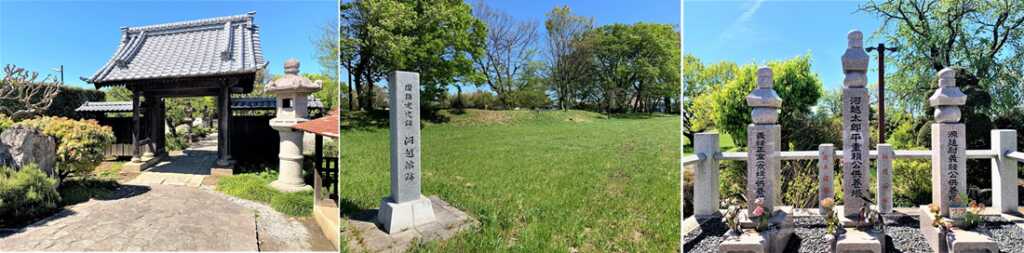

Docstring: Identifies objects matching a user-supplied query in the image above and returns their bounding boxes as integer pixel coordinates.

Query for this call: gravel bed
[973,216,1024,253]
[884,215,931,253]
[682,218,727,253]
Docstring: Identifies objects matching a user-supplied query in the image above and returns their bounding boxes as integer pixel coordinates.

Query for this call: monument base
[377,196,437,234]
[918,205,998,253]
[122,154,165,173]
[724,207,793,253]
[835,228,884,253]
[270,180,312,192]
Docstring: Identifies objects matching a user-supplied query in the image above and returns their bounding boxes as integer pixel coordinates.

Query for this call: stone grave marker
[929,67,967,216]
[877,144,893,213]
[841,30,871,216]
[818,144,835,214]
[746,66,783,215]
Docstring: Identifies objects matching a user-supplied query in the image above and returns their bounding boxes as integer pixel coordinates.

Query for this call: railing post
[877,144,894,213]
[694,132,721,217]
[818,144,835,215]
[992,129,1017,213]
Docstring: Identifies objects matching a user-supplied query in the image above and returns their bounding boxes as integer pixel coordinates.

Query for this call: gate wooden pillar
[217,83,234,166]
[131,90,142,162]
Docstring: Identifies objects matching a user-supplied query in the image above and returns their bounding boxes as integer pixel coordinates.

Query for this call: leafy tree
[340,0,485,111]
[545,6,594,110]
[103,87,132,101]
[585,23,679,113]
[709,55,823,147]
[684,54,738,142]
[861,0,1024,149]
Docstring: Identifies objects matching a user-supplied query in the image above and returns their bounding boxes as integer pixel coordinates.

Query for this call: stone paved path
[0,136,333,251]
[0,185,258,251]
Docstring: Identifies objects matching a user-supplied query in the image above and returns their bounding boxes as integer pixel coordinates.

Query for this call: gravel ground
[682,218,727,253]
[973,216,1024,253]
[202,186,314,251]
[883,215,931,253]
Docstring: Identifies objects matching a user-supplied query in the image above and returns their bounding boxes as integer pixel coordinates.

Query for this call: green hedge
[0,164,61,226]
[47,85,105,119]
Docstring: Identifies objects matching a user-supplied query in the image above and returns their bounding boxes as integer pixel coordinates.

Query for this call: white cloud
[717,0,765,42]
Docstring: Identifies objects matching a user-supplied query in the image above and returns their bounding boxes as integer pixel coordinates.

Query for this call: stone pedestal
[719,229,767,253]
[734,208,794,253]
[918,205,998,253]
[377,196,437,234]
[269,127,312,192]
[835,229,884,253]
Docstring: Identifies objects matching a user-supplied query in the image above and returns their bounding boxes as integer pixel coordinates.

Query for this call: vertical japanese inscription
[389,71,421,203]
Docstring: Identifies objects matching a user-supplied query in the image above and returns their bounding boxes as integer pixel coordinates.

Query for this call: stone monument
[377,71,437,234]
[833,30,885,253]
[266,59,321,192]
[720,66,793,253]
[841,30,871,218]
[818,144,835,215]
[0,126,56,176]
[917,67,997,252]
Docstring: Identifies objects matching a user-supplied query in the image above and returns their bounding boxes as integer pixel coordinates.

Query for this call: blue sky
[684,0,883,90]
[0,0,335,89]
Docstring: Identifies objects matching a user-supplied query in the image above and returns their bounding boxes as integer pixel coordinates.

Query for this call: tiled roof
[76,97,324,112]
[87,12,266,85]
[293,108,339,138]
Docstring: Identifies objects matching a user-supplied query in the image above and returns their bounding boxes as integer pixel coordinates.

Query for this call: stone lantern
[266,59,321,192]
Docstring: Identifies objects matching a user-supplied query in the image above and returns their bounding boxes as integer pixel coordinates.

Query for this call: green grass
[341,109,679,252]
[217,172,313,216]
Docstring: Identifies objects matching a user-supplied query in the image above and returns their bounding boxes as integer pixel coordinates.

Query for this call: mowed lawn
[341,109,680,252]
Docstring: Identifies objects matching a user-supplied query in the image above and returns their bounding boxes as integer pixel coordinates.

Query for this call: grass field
[341,109,680,252]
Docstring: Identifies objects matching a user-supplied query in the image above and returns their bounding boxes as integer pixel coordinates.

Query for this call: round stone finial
[284,59,299,75]
[848,30,863,49]
[938,67,955,87]
[757,66,773,88]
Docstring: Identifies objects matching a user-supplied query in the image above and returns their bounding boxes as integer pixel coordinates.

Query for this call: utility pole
[866,43,897,144]
[51,65,64,85]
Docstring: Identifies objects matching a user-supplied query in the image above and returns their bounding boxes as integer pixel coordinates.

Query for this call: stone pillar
[746,66,783,215]
[877,144,894,213]
[818,144,835,214]
[991,129,1017,213]
[267,59,320,192]
[841,30,871,216]
[378,71,436,234]
[694,132,720,217]
[930,68,967,216]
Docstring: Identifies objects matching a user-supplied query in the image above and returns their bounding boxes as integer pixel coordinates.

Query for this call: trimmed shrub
[0,164,60,226]
[45,86,105,119]
[270,191,313,217]
[15,117,114,184]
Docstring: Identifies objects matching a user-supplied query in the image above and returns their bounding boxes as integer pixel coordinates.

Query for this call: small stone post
[746,66,783,215]
[877,144,894,213]
[377,71,437,234]
[930,67,967,216]
[841,30,872,216]
[694,132,720,217]
[266,59,321,192]
[818,144,835,214]
[992,129,1017,213]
